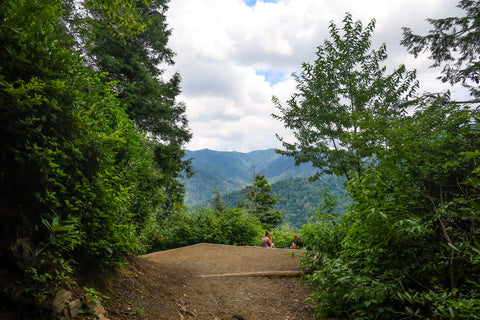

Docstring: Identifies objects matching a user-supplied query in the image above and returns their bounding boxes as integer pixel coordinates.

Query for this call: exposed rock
[97,313,109,320]
[51,289,110,320]
[52,289,73,317]
[89,298,106,314]
[87,298,109,320]
[67,299,82,318]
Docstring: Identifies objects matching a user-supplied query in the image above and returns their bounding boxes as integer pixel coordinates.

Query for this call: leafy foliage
[303,101,480,319]
[402,0,480,99]
[153,208,263,250]
[273,13,418,180]
[269,225,301,249]
[0,0,189,311]
[74,0,192,213]
[197,176,350,229]
[275,9,480,320]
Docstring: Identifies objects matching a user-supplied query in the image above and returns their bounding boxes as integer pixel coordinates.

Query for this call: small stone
[103,314,111,320]
[92,299,105,313]
[68,299,82,318]
[52,289,73,316]
[97,313,110,320]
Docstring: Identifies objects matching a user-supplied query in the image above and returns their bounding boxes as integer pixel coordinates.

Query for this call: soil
[103,243,315,320]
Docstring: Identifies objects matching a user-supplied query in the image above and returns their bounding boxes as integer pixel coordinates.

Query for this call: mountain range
[180,149,350,228]
[180,149,318,204]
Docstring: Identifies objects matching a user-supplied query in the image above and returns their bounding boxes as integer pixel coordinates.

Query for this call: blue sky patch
[244,0,279,7]
[255,70,286,85]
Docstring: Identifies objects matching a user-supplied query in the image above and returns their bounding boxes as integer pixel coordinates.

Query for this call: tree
[211,188,227,212]
[244,174,282,230]
[402,0,480,100]
[272,13,418,180]
[0,0,189,311]
[75,0,192,214]
[294,9,480,319]
[154,208,263,249]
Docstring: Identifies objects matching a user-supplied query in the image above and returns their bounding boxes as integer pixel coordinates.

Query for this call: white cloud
[165,0,465,152]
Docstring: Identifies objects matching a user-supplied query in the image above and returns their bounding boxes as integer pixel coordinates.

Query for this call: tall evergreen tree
[76,0,192,214]
[244,174,282,230]
[212,189,227,213]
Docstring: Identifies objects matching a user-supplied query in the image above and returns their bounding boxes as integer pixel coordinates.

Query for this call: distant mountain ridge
[181,149,318,204]
[191,175,349,229]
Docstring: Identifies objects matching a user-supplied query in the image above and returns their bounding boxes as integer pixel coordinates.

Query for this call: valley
[181,149,349,228]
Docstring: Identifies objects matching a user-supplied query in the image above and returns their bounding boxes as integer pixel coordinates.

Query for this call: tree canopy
[0,0,190,311]
[402,0,480,100]
[273,13,418,180]
[275,8,480,319]
[242,173,282,230]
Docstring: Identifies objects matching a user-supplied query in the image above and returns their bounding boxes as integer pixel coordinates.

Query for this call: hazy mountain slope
[181,149,318,204]
[261,156,317,182]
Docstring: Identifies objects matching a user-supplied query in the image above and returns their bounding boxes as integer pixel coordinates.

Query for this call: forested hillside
[194,176,349,229]
[181,149,318,203]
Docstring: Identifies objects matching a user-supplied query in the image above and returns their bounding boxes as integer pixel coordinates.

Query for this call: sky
[164,0,465,152]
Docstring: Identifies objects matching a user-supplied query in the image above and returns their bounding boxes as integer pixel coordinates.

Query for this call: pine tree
[244,174,282,230]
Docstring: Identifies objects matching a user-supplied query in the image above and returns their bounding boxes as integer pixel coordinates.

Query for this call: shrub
[153,208,263,250]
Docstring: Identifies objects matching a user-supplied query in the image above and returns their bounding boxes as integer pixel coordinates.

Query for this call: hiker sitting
[261,230,275,248]
[290,235,304,249]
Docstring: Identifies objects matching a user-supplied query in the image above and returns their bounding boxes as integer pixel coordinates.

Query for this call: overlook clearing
[104,244,314,320]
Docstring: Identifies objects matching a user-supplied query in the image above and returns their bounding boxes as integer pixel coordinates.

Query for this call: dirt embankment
[104,243,315,320]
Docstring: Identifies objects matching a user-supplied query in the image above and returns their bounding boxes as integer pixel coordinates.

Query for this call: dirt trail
[104,243,315,320]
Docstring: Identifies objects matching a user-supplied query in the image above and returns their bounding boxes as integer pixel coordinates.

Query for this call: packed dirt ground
[103,243,315,320]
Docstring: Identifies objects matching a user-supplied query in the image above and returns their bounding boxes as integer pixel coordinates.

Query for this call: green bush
[299,107,480,319]
[276,6,480,318]
[153,208,264,250]
[0,0,174,306]
[269,225,298,249]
